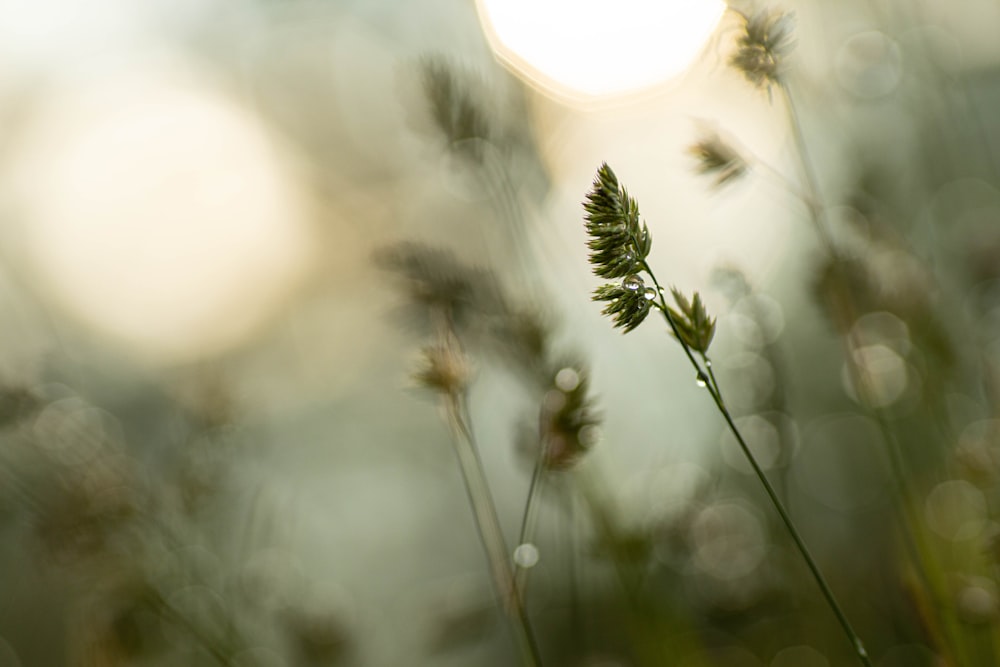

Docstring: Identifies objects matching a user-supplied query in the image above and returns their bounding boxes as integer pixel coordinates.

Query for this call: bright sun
[476,0,727,101]
[9,63,312,363]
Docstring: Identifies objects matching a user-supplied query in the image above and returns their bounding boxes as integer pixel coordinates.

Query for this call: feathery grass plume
[375,243,502,334]
[380,244,542,665]
[593,279,654,333]
[538,363,600,470]
[581,164,719,351]
[580,162,873,667]
[419,56,491,155]
[666,288,717,354]
[730,9,795,89]
[688,132,749,187]
[381,240,616,663]
[478,300,602,469]
[583,163,651,279]
[380,242,603,468]
[413,341,471,395]
[413,54,553,224]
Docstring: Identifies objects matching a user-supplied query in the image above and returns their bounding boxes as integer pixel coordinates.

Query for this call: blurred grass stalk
[777,60,968,667]
[685,7,999,662]
[445,389,543,666]
[416,325,543,666]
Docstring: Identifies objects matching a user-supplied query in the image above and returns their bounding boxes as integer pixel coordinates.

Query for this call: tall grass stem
[445,389,543,667]
[641,262,874,667]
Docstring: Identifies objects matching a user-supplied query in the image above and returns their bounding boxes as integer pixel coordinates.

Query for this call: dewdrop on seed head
[622,274,644,291]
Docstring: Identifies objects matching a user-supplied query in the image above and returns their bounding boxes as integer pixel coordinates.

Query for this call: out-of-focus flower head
[730,10,796,89]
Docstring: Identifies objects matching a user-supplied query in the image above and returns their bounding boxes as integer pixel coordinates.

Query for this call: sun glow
[9,63,312,362]
[476,0,727,102]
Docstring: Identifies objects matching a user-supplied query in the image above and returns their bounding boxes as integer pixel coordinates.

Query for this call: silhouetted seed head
[419,56,491,156]
[730,10,795,89]
[688,133,749,187]
[375,243,502,333]
[593,278,654,333]
[538,365,600,469]
[413,343,471,395]
[583,163,652,280]
[667,288,716,354]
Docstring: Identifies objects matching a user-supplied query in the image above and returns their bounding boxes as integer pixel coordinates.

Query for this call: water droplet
[643,287,656,301]
[513,543,539,568]
[554,367,580,392]
[622,274,644,291]
[695,372,709,388]
[705,359,713,368]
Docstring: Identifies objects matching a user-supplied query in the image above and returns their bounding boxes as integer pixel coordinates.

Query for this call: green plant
[583,161,874,666]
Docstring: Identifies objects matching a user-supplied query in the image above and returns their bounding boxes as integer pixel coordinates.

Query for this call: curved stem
[700,352,723,399]
[446,387,543,667]
[778,85,837,252]
[639,261,707,379]
[726,139,813,207]
[514,441,547,597]
[640,260,873,666]
[703,367,873,667]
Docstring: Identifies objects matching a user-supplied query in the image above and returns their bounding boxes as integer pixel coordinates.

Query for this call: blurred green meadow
[1,1,1000,665]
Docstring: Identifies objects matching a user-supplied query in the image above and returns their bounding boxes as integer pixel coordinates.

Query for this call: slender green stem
[641,261,873,666]
[730,143,813,207]
[700,352,723,399]
[445,388,543,667]
[514,440,547,597]
[640,262,707,378]
[704,370,873,667]
[562,480,584,645]
[778,85,837,252]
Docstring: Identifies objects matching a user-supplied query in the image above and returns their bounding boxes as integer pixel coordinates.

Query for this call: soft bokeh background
[2,0,1000,665]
